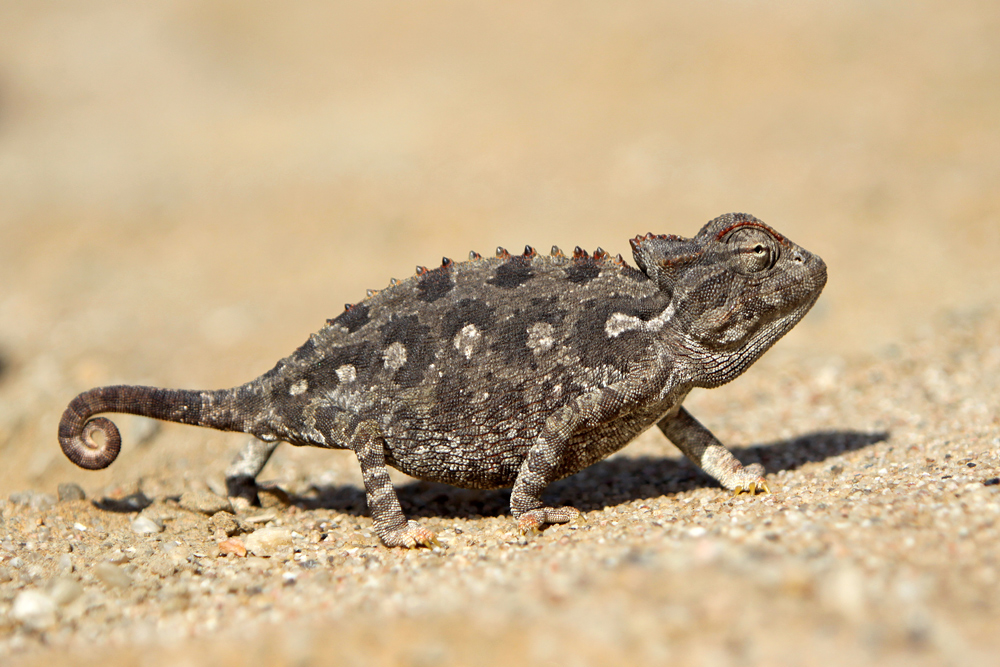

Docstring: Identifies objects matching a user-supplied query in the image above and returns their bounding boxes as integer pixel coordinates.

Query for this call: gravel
[0,310,998,666]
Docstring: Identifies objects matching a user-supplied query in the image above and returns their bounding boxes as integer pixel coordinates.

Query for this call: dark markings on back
[565,261,601,285]
[417,268,454,303]
[441,298,495,340]
[570,296,668,372]
[303,341,378,390]
[491,296,567,366]
[487,257,534,289]
[379,314,435,388]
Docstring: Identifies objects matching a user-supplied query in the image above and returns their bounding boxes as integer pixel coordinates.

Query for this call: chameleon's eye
[726,227,778,274]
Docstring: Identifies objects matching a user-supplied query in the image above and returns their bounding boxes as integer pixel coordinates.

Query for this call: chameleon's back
[262,247,674,488]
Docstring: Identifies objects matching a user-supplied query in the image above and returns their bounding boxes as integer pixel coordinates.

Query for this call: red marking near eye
[715,221,787,245]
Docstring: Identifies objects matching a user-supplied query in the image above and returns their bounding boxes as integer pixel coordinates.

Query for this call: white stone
[94,562,133,589]
[12,590,58,630]
[244,527,294,558]
[131,516,164,535]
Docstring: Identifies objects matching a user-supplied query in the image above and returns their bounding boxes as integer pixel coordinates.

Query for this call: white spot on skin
[453,324,480,359]
[383,341,407,371]
[336,364,357,383]
[289,379,308,396]
[604,304,675,338]
[526,322,556,354]
[605,312,643,338]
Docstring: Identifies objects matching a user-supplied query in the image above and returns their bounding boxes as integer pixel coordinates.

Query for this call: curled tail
[58,384,251,470]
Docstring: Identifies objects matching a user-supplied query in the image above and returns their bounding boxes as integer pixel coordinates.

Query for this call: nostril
[792,253,805,263]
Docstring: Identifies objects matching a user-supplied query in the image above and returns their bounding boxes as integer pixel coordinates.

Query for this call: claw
[517,514,544,535]
[731,479,771,496]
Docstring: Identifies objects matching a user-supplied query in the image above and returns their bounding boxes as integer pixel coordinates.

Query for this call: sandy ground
[1,1,999,665]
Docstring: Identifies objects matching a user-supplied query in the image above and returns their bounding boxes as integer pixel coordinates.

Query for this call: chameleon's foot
[729,462,770,496]
[517,507,581,534]
[226,474,260,511]
[380,520,440,548]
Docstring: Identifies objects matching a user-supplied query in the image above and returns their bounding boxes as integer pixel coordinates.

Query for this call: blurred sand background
[0,1,999,664]
[1,0,999,490]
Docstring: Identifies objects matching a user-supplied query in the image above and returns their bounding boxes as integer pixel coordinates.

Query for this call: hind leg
[225,437,280,508]
[351,421,438,548]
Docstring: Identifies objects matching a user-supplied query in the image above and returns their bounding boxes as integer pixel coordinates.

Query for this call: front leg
[350,421,437,548]
[512,383,638,532]
[657,406,769,494]
[511,404,581,533]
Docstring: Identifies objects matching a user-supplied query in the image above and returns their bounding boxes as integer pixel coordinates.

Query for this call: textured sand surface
[1,2,999,665]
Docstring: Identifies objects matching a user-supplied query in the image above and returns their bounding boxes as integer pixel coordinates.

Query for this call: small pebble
[179,490,233,516]
[57,482,87,502]
[131,516,165,535]
[106,549,131,564]
[219,538,248,557]
[94,562,133,589]
[12,590,58,630]
[244,527,293,558]
[209,511,240,537]
[57,554,74,572]
[47,577,84,606]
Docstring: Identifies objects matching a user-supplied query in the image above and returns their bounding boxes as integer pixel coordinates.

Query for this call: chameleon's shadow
[293,429,888,520]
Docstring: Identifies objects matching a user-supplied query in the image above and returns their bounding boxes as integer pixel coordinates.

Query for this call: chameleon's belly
[381,395,682,490]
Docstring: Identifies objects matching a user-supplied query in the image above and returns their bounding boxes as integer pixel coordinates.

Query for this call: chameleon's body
[59,213,826,547]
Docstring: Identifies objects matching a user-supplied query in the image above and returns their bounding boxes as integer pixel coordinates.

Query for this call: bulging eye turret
[726,227,778,274]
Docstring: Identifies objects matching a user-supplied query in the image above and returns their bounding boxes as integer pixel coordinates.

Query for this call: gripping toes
[380,520,440,548]
[730,462,770,496]
[517,507,580,534]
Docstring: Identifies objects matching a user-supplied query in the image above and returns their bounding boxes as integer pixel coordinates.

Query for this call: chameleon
[59,212,827,547]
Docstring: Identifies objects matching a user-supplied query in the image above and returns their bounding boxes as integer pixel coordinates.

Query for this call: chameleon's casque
[59,213,826,547]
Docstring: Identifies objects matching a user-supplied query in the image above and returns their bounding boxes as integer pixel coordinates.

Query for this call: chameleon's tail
[58,384,253,470]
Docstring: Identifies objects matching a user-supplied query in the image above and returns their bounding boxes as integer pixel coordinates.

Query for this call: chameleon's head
[630,212,827,387]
